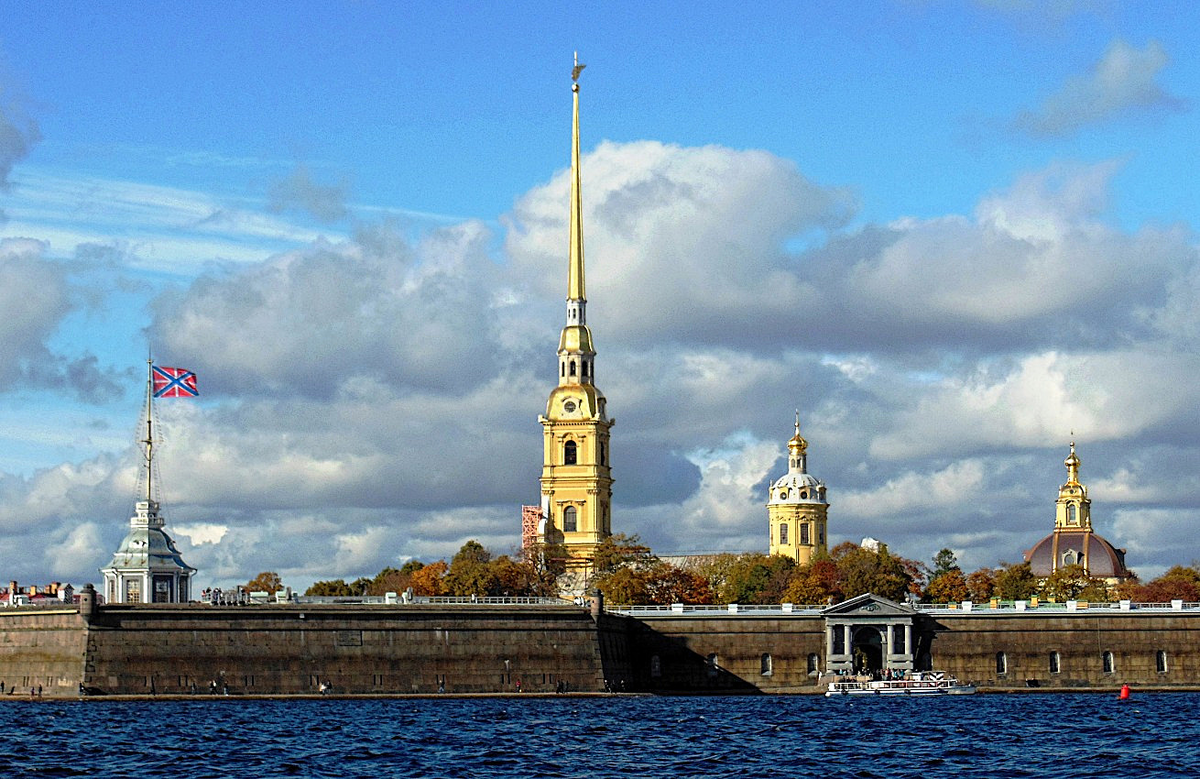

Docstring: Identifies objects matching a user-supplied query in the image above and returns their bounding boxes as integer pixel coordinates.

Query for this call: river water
[2,693,1195,778]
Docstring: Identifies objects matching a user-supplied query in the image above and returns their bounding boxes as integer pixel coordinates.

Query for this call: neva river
[3,693,1196,778]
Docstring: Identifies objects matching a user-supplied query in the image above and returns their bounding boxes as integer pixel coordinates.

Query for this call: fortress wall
[627,611,1200,692]
[81,603,611,695]
[0,609,88,697]
[627,614,827,693]
[928,612,1200,689]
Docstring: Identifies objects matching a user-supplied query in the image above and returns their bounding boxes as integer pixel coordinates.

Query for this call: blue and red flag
[152,366,198,398]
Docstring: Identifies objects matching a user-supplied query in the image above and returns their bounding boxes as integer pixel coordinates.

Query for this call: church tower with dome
[534,55,614,568]
[767,413,828,564]
[1024,441,1131,583]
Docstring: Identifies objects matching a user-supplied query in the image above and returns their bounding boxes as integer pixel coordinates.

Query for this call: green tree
[1040,564,1109,602]
[595,566,650,604]
[246,571,283,594]
[591,533,656,574]
[993,562,1038,601]
[713,553,795,604]
[305,579,353,597]
[643,563,714,605]
[930,548,960,579]
[444,541,499,597]
[834,543,912,602]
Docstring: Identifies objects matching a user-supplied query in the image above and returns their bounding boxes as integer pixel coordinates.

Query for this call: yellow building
[767,414,829,563]
[1024,442,1131,583]
[535,58,614,567]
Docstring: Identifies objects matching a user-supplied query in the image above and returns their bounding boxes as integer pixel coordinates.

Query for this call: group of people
[0,682,42,698]
[202,587,249,606]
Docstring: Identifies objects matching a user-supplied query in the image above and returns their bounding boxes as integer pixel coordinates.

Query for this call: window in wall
[706,653,719,678]
[818,526,826,545]
[1157,650,1169,674]
[779,523,788,545]
[600,443,606,466]
[1067,504,1077,524]
[650,655,662,678]
[563,506,577,533]
[569,361,577,376]
[563,440,577,465]
[1049,651,1060,674]
[807,653,820,674]
[800,523,811,545]
[893,627,906,654]
[125,579,141,604]
[1062,549,1079,566]
[1103,651,1115,674]
[760,653,773,676]
[996,651,1007,675]
[833,628,845,655]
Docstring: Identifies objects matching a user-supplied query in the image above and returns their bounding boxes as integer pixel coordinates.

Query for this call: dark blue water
[1,694,1196,778]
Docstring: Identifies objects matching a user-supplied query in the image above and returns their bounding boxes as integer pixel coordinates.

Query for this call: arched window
[760,653,773,676]
[563,506,577,532]
[996,651,1007,675]
[779,523,788,545]
[600,443,606,466]
[569,361,577,376]
[582,361,588,377]
[561,362,565,377]
[1067,504,1077,524]
[1157,650,1169,674]
[563,440,577,465]
[1102,651,1115,674]
[1049,651,1060,674]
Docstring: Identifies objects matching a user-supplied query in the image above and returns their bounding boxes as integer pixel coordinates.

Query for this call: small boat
[825,671,976,697]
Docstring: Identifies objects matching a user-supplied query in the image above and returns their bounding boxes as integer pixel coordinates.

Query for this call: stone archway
[852,626,883,673]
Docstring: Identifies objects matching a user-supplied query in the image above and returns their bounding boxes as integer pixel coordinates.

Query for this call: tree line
[242,536,1200,606]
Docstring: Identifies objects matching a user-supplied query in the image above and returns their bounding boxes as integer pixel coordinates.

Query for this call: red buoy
[1119,683,1131,700]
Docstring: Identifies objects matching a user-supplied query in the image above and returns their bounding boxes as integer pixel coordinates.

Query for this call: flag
[152,366,198,398]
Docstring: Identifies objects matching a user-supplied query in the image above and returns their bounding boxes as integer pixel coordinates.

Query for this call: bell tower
[536,55,614,567]
[767,413,829,564]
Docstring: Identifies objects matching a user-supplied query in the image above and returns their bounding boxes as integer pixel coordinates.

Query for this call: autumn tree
[1120,566,1200,602]
[246,572,283,594]
[409,560,449,596]
[781,558,841,605]
[925,569,970,603]
[966,567,996,602]
[443,540,498,597]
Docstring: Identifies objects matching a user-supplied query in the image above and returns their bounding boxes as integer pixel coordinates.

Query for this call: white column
[886,624,895,665]
[904,624,912,662]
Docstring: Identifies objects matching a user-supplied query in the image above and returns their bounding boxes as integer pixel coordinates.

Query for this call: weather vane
[572,51,586,83]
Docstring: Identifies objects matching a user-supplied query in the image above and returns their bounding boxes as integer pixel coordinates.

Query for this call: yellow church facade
[534,59,614,568]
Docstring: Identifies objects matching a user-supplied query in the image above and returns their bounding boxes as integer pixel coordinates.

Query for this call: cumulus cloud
[1012,40,1185,138]
[0,82,40,219]
[268,164,350,223]
[8,138,1200,591]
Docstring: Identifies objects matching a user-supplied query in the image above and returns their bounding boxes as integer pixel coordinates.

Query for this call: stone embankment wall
[929,612,1200,689]
[82,603,621,695]
[5,603,1200,696]
[0,609,87,697]
[626,611,1200,692]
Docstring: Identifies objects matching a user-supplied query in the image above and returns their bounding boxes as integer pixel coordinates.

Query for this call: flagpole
[144,358,154,504]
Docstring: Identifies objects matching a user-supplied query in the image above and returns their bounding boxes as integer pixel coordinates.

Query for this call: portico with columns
[822,593,924,675]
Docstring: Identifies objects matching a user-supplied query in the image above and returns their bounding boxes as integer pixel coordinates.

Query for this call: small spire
[1064,440,1081,485]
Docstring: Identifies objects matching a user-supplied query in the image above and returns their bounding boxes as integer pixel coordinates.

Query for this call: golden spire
[568,51,585,302]
[788,409,808,455]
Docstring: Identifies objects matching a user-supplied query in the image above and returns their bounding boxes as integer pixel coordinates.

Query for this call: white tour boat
[825,671,976,697]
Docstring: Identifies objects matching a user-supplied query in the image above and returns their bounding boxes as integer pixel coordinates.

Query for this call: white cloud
[1012,40,1184,138]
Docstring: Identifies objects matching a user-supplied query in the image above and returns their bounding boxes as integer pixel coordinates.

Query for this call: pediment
[821,592,915,617]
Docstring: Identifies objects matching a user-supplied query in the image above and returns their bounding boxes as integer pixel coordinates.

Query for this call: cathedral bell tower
[536,55,614,568]
[767,413,828,564]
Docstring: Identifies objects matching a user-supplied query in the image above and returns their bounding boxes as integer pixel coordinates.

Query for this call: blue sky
[0,1,1198,591]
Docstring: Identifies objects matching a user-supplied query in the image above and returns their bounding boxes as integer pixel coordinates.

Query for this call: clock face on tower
[563,399,578,414]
